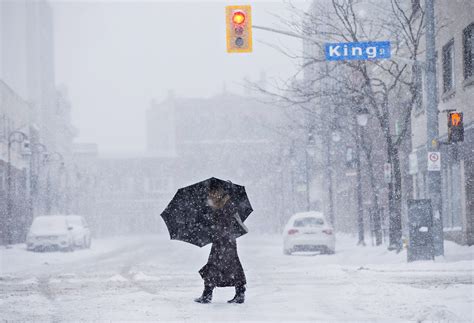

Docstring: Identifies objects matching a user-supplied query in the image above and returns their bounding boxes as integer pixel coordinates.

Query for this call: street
[1,234,472,321]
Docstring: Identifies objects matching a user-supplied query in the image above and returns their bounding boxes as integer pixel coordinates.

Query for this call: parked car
[66,215,91,249]
[26,215,75,252]
[283,211,335,255]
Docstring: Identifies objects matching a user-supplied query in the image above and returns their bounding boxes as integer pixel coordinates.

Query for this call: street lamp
[4,131,29,245]
[31,143,48,182]
[43,151,64,214]
[30,143,48,216]
[306,132,317,157]
[356,107,369,127]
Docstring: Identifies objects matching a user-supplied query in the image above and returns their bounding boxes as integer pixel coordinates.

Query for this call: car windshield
[293,217,324,227]
[29,217,68,235]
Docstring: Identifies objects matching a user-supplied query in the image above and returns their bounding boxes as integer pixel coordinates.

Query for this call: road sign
[325,41,391,61]
[427,152,441,171]
[384,163,392,183]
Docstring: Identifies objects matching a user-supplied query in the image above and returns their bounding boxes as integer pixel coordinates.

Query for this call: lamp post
[44,151,64,214]
[425,0,444,256]
[355,107,369,246]
[5,131,29,245]
[30,143,48,217]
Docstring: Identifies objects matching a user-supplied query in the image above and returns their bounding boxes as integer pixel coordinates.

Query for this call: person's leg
[227,284,245,304]
[194,282,214,303]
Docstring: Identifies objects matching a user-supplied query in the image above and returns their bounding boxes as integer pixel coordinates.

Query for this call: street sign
[427,152,441,171]
[325,41,391,61]
[384,163,392,183]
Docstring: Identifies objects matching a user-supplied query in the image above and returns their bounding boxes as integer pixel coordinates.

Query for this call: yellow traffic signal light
[226,5,252,53]
[448,112,464,143]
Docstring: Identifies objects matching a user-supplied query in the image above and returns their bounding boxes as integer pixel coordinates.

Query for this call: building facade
[410,0,474,245]
[0,0,77,243]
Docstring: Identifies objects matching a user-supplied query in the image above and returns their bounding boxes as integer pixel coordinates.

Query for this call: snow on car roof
[290,211,325,219]
[65,215,83,219]
[36,215,68,220]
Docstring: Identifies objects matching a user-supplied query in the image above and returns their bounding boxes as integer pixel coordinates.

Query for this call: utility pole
[425,0,444,256]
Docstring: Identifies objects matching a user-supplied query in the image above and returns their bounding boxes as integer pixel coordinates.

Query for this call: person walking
[194,182,247,304]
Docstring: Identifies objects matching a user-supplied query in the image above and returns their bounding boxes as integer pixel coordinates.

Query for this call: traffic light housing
[447,112,464,143]
[226,5,252,53]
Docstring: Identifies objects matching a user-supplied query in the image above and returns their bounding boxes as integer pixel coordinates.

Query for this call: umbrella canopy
[160,177,253,247]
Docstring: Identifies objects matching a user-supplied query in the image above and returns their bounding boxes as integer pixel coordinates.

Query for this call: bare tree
[249,0,426,249]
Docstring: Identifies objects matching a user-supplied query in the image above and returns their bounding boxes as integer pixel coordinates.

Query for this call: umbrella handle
[233,212,248,233]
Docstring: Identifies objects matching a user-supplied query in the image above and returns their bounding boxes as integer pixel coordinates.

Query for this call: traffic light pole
[425,0,444,256]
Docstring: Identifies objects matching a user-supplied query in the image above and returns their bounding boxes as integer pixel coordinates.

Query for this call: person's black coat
[198,201,247,287]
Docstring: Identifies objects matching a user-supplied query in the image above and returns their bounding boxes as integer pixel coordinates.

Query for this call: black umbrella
[160,177,253,247]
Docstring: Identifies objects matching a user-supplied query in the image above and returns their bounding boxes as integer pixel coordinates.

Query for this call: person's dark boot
[194,285,213,304]
[227,285,245,304]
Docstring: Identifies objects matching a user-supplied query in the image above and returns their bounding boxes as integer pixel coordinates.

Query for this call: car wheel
[283,248,292,255]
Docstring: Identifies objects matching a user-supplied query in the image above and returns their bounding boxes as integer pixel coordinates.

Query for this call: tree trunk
[388,144,403,250]
[354,117,365,246]
[363,142,382,246]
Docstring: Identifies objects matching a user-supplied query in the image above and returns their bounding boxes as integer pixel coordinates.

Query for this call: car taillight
[288,229,299,235]
[323,229,333,235]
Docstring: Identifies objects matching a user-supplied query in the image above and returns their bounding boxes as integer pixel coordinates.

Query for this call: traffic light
[226,5,252,53]
[447,112,464,143]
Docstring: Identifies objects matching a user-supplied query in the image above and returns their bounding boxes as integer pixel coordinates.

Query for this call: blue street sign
[325,41,391,61]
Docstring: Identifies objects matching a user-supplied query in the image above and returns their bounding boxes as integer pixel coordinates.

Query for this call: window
[463,23,474,80]
[293,217,324,227]
[442,40,455,93]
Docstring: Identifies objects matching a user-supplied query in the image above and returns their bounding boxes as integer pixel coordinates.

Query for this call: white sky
[53,0,308,153]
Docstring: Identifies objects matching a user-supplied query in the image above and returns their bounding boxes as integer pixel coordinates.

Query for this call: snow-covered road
[1,234,473,321]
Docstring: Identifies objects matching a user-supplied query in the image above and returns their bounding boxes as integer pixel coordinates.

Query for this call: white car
[26,215,75,252]
[66,215,92,249]
[283,211,335,255]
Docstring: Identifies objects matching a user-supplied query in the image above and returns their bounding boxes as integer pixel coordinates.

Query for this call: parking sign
[427,152,441,171]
